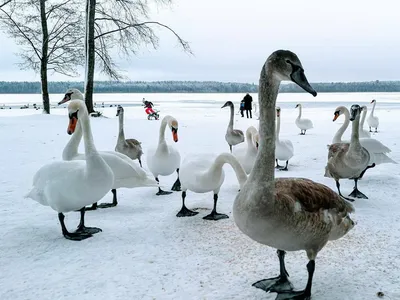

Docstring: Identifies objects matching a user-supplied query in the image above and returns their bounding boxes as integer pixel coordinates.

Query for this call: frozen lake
[0,91,399,300]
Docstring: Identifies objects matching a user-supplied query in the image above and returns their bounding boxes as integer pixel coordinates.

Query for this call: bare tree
[0,0,12,9]
[83,0,192,113]
[0,0,84,113]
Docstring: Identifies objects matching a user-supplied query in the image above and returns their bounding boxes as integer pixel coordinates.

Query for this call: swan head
[59,88,84,105]
[349,104,362,121]
[371,99,376,104]
[295,103,301,108]
[265,50,317,97]
[116,105,124,117]
[221,101,233,109]
[361,105,367,112]
[332,106,347,122]
[168,117,179,142]
[276,106,281,117]
[66,100,85,135]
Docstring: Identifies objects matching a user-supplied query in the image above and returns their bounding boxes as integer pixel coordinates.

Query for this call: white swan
[25,100,114,241]
[325,105,371,200]
[233,126,259,174]
[233,50,354,299]
[367,99,379,132]
[147,115,181,195]
[295,103,313,135]
[178,153,247,220]
[115,105,143,167]
[359,105,371,138]
[275,107,294,171]
[329,106,397,167]
[221,101,245,152]
[60,89,158,210]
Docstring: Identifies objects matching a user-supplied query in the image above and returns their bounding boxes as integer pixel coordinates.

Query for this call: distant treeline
[0,80,399,94]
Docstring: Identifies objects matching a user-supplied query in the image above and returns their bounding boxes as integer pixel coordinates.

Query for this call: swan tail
[373,154,398,165]
[25,188,48,206]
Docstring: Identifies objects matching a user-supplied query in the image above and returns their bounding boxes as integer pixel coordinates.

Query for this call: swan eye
[286,60,291,64]
[69,110,79,119]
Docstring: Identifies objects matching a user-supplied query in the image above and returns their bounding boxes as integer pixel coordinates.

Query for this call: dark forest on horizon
[1,80,399,94]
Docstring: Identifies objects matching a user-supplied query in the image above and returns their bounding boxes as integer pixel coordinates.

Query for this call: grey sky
[0,0,399,83]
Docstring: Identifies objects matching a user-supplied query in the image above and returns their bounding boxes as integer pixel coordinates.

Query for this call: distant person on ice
[143,98,155,115]
[243,93,253,118]
[239,100,245,117]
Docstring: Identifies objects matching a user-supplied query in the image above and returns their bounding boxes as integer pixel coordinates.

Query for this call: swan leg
[359,163,376,179]
[58,212,92,241]
[335,181,354,202]
[253,250,294,293]
[369,126,372,132]
[155,177,172,195]
[176,191,199,217]
[275,260,315,300]
[348,179,368,199]
[84,202,98,211]
[203,194,229,221]
[171,169,181,191]
[75,208,102,234]
[97,189,118,208]
[275,159,283,169]
[279,161,289,171]
[374,127,378,133]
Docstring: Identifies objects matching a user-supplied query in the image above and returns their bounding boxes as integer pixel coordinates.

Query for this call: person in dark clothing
[239,100,245,117]
[243,93,253,118]
[142,98,154,109]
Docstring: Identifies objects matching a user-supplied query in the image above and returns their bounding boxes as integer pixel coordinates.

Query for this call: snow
[1,93,400,300]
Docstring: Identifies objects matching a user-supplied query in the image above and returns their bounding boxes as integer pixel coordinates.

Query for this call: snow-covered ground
[0,93,399,300]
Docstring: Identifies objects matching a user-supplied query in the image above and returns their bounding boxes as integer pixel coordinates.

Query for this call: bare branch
[0,0,12,9]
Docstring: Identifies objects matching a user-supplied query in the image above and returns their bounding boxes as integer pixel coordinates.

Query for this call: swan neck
[158,116,169,144]
[213,154,247,187]
[62,120,82,160]
[276,115,281,142]
[332,110,350,144]
[80,112,99,159]
[370,101,376,116]
[245,128,254,147]
[349,114,361,150]
[118,112,126,142]
[228,105,234,129]
[297,105,302,119]
[249,65,277,195]
[360,108,367,128]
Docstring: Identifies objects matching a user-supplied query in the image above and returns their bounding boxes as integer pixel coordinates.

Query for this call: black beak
[290,67,317,97]
[58,93,72,105]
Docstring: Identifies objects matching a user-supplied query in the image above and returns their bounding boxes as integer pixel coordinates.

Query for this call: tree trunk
[84,0,96,113]
[39,0,50,114]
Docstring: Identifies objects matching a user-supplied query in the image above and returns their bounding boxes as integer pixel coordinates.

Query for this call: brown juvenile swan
[221,101,244,152]
[233,50,355,300]
[115,105,143,167]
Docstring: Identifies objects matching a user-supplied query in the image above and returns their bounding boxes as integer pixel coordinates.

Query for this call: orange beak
[67,117,78,135]
[333,112,339,122]
[172,128,178,142]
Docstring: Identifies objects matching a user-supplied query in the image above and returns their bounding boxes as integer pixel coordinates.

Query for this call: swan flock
[24,50,395,299]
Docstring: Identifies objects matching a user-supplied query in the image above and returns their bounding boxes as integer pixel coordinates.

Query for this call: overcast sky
[0,0,399,83]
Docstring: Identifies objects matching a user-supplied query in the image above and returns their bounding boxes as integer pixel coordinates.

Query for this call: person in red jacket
[143,98,155,115]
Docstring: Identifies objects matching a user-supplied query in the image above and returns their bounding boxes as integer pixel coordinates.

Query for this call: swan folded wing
[101,152,157,186]
[276,178,354,216]
[327,143,349,159]
[125,138,142,146]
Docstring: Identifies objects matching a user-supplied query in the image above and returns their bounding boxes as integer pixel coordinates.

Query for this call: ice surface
[0,93,399,300]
